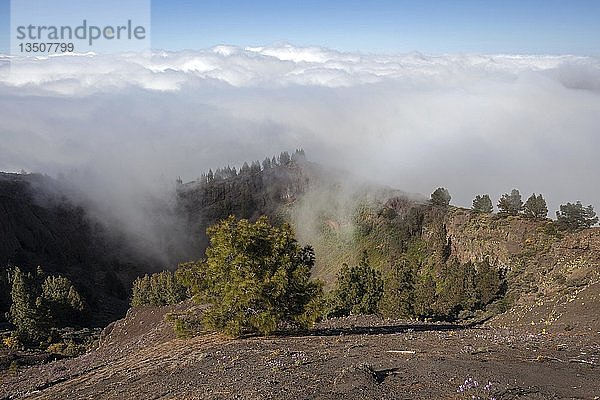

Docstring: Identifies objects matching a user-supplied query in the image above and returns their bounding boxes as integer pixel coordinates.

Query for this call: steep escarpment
[0,173,146,325]
[438,209,600,332]
[443,208,600,291]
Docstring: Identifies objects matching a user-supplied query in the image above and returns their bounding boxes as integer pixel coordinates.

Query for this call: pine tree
[240,162,250,175]
[278,151,291,166]
[413,272,436,318]
[9,268,49,344]
[262,157,272,170]
[292,149,306,163]
[472,194,493,213]
[498,189,523,216]
[523,193,548,219]
[380,260,415,318]
[436,259,477,317]
[41,275,86,327]
[178,216,323,336]
[0,268,11,321]
[430,188,451,207]
[556,202,599,231]
[131,275,152,306]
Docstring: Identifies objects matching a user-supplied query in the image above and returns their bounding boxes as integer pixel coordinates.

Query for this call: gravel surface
[1,310,599,400]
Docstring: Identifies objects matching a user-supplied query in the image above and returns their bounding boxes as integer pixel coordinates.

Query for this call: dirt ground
[1,306,599,400]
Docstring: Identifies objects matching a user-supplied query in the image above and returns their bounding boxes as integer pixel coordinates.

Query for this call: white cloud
[1,45,599,260]
[2,45,595,92]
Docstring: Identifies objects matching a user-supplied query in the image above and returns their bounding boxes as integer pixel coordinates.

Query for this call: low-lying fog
[1,45,599,263]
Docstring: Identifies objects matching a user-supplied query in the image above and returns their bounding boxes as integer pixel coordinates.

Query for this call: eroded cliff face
[430,208,600,332]
[437,208,600,285]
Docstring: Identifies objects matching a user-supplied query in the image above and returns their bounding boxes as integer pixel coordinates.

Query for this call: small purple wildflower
[456,377,496,400]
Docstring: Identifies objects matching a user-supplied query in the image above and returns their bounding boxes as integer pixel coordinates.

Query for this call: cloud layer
[1,45,599,260]
[2,45,597,92]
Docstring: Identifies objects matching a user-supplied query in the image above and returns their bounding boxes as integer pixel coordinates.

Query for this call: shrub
[46,342,66,354]
[179,216,324,337]
[165,311,204,338]
[329,253,384,317]
[3,335,19,350]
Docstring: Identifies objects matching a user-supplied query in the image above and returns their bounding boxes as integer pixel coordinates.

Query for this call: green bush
[164,311,204,338]
[179,216,324,337]
[329,253,383,317]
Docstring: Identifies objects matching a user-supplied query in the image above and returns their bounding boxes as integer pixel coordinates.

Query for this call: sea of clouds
[1,44,599,261]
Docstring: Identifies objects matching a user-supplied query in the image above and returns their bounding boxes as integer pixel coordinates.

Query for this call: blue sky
[2,0,600,55]
[150,0,600,55]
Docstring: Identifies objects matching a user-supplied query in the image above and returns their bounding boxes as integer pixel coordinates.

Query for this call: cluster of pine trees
[175,149,310,256]
[5,267,87,346]
[432,187,598,231]
[381,254,504,320]
[131,271,187,307]
[194,149,306,185]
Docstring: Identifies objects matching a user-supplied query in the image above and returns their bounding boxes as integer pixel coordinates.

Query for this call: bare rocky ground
[1,302,599,400]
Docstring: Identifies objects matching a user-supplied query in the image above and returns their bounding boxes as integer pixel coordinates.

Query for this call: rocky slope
[439,209,600,334]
